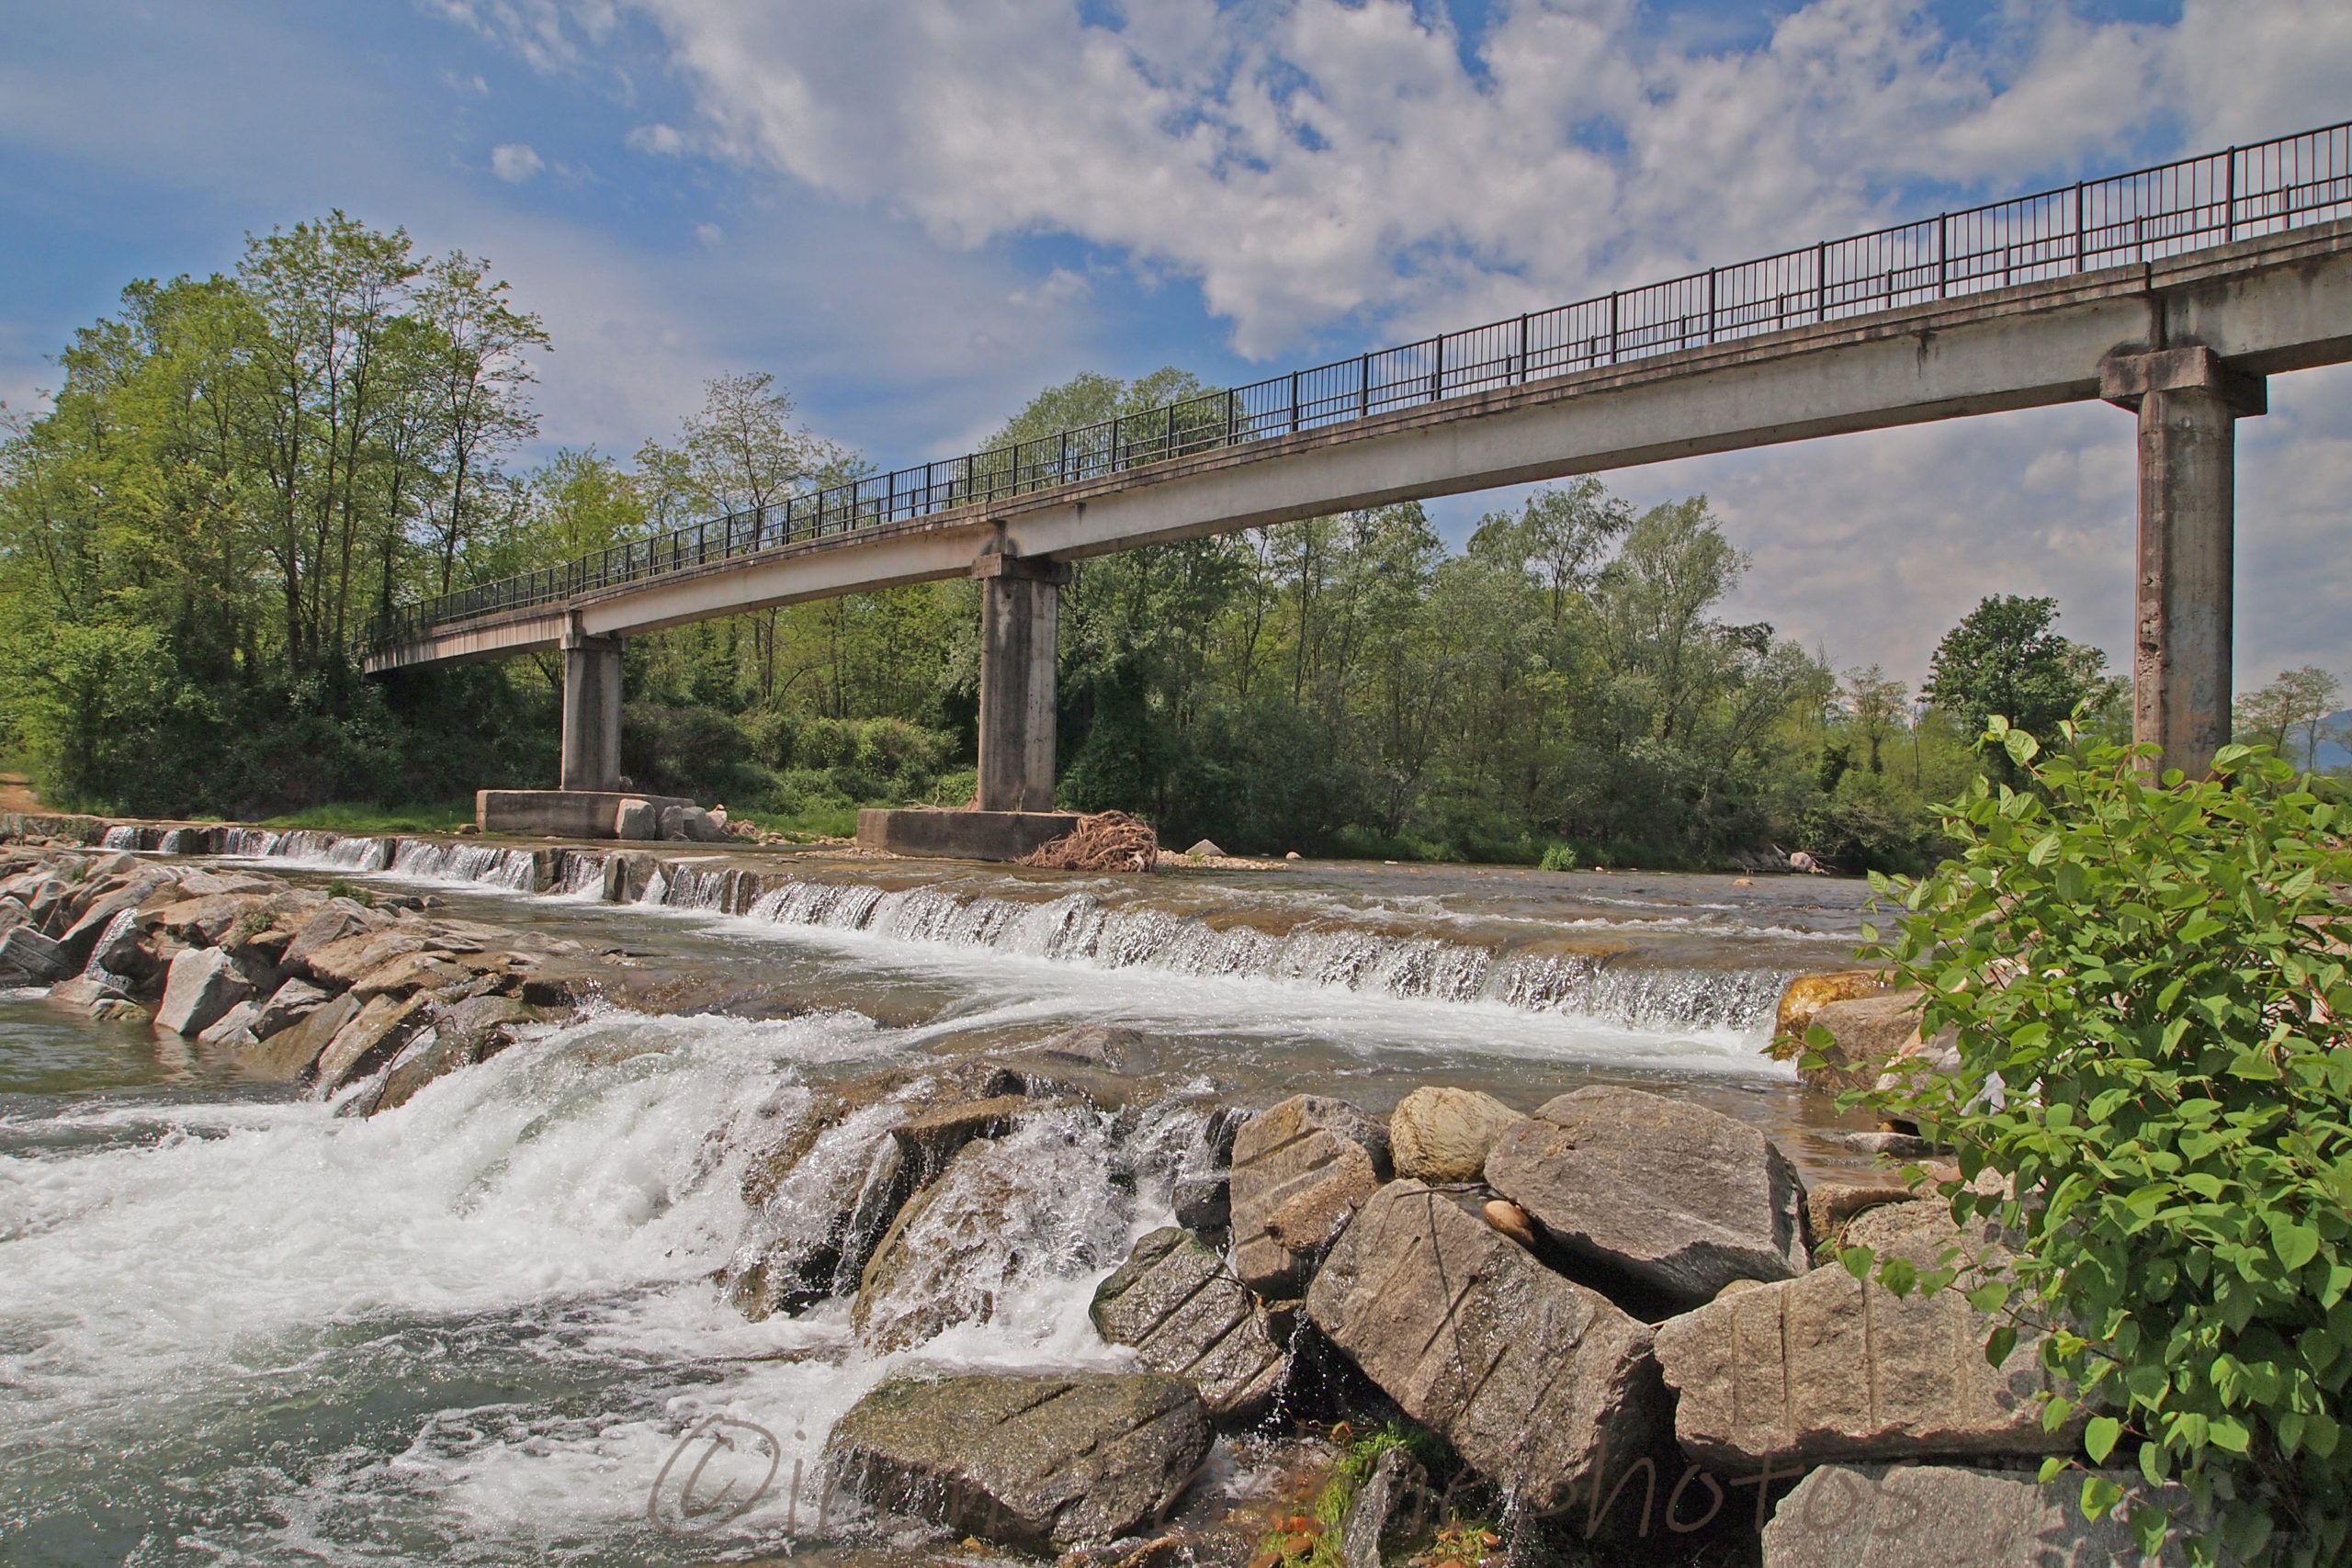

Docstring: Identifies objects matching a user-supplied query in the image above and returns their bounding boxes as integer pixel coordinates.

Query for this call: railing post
[1290,370,1300,434]
[1704,271,1716,343]
[1226,388,1237,446]
[1516,312,1528,383]
[965,453,976,508]
[1430,334,1443,401]
[1059,429,1069,483]
[1360,353,1370,418]
[1165,401,1176,460]
[1109,415,1121,472]
[1815,240,1828,321]
[2075,180,2086,271]
[1608,291,1619,364]
[1938,212,1949,297]
[2224,145,2238,241]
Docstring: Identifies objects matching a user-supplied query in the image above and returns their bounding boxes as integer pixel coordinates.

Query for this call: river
[0,840,1880,1565]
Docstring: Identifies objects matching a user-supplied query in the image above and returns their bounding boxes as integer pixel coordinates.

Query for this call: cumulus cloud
[627,120,685,154]
[490,141,545,181]
[694,220,723,247]
[429,0,2352,358]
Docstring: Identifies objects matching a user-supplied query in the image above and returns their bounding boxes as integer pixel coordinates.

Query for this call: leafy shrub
[1849,723,2352,1565]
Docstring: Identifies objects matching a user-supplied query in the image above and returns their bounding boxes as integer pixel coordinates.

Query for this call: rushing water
[2,834,1879,1565]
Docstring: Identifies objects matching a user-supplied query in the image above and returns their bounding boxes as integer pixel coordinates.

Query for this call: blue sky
[3,0,2347,688]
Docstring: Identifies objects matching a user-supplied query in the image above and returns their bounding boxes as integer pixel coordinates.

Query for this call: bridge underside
[367,222,2352,832]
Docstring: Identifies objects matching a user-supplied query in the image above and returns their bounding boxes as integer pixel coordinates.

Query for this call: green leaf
[2085,1415,2122,1463]
[1838,1246,1875,1282]
[1987,1325,2018,1369]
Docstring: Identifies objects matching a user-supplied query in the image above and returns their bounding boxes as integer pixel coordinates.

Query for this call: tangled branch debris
[1020,811,1159,873]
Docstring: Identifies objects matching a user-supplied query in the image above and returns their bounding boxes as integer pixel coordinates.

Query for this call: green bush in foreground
[1846,723,2352,1564]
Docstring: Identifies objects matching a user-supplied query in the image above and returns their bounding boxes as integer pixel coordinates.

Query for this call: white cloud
[491,141,545,181]
[436,0,2352,358]
[694,220,723,248]
[627,121,685,154]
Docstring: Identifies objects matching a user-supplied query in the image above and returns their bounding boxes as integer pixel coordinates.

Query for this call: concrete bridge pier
[559,626,627,794]
[976,553,1071,812]
[2101,346,2267,779]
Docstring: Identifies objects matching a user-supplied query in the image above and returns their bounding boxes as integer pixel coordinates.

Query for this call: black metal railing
[369,119,2352,649]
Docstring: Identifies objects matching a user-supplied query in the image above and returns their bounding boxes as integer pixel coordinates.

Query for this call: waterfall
[388,840,536,889]
[101,825,140,850]
[739,877,1792,1034]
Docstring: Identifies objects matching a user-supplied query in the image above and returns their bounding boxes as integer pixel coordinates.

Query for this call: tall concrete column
[975,553,1070,812]
[559,626,626,793]
[2100,347,2266,779]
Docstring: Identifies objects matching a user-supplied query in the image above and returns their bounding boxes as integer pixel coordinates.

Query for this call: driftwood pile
[1020,811,1159,873]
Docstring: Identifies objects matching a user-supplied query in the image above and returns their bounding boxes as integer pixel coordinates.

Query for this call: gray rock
[1091,1227,1284,1424]
[240,989,359,1080]
[824,1371,1212,1551]
[1655,1200,2072,1469]
[0,925,73,984]
[372,994,530,1113]
[1761,1463,2194,1566]
[1389,1085,1522,1181]
[283,902,381,975]
[680,807,729,843]
[1306,1181,1667,1517]
[90,998,152,1025]
[1486,1084,1807,1307]
[1172,1170,1230,1233]
[1229,1094,1390,1298]
[1340,1446,1429,1568]
[1184,839,1227,859]
[614,798,660,841]
[313,992,433,1093]
[0,895,29,931]
[49,974,128,1010]
[196,999,266,1047]
[155,946,256,1035]
[251,976,331,1038]
[56,881,166,969]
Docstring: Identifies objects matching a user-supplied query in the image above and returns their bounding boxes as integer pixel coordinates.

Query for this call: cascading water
[100,825,140,851]
[0,1003,1179,1564]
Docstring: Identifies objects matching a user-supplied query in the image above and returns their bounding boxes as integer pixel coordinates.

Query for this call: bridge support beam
[559,627,627,794]
[2101,347,2267,780]
[975,554,1069,813]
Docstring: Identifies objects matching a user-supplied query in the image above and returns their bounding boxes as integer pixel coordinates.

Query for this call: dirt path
[0,773,42,812]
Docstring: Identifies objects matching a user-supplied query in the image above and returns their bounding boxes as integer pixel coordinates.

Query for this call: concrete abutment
[976,553,1069,814]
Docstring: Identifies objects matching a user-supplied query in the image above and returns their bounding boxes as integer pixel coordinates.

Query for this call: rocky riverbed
[0,818,2184,1566]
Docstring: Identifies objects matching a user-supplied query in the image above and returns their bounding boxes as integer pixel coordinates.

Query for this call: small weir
[185,826,1829,1039]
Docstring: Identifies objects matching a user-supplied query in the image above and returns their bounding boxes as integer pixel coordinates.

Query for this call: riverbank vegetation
[9,215,2339,869]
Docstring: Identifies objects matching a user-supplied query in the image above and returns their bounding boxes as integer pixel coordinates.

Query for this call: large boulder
[1389,1086,1522,1181]
[1774,969,1887,1045]
[1761,1462,2193,1567]
[0,925,73,985]
[155,946,256,1035]
[1485,1085,1806,1307]
[1091,1227,1285,1425]
[824,1371,1211,1551]
[374,995,531,1112]
[613,797,660,840]
[1305,1181,1666,1517]
[1229,1094,1390,1299]
[312,992,434,1093]
[239,989,359,1080]
[1655,1200,2070,1469]
[1801,988,1933,1092]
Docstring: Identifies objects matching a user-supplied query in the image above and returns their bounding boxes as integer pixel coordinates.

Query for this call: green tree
[1924,595,2111,777]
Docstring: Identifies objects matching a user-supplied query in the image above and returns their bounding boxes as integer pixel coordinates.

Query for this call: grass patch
[735,802,863,841]
[1252,1421,1464,1568]
[260,801,474,835]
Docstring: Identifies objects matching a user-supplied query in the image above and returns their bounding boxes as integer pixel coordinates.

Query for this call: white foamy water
[0,1004,1181,1565]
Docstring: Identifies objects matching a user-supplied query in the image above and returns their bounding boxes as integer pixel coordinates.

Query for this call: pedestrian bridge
[364,124,2352,827]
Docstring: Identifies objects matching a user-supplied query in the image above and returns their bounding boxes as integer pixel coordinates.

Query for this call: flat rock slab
[1762,1463,2193,1566]
[1656,1201,2069,1469]
[1485,1084,1806,1307]
[1305,1181,1665,1517]
[1229,1094,1389,1299]
[1091,1226,1284,1425]
[825,1371,1211,1551]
